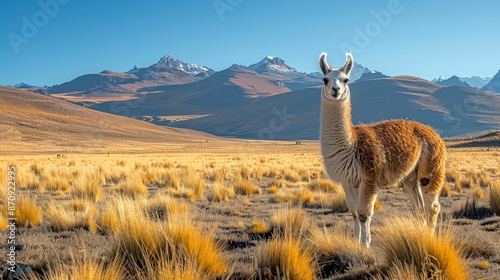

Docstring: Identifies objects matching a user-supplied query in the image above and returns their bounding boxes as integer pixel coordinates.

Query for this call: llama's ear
[319,52,331,76]
[341,53,354,76]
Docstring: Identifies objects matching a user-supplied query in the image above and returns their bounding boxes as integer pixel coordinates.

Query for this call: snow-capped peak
[249,56,297,74]
[157,55,213,76]
[432,76,446,83]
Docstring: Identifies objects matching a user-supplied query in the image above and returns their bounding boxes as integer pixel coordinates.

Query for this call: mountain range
[433,75,494,89]
[7,55,500,140]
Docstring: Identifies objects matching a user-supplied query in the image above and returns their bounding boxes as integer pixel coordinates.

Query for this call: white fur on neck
[320,91,361,187]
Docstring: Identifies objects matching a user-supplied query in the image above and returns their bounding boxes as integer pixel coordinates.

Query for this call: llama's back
[354,120,445,189]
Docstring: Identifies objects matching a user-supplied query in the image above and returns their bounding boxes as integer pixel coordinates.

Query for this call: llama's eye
[343,78,350,83]
[322,78,329,85]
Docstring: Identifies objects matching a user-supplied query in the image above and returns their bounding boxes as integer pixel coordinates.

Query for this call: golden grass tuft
[263,168,281,179]
[268,185,279,194]
[109,197,170,265]
[209,183,235,202]
[254,237,314,280]
[471,185,484,199]
[111,172,149,197]
[239,165,252,180]
[307,179,340,192]
[155,169,180,188]
[474,171,492,187]
[440,183,452,197]
[165,169,206,201]
[374,259,442,280]
[109,197,227,277]
[38,252,125,280]
[14,195,43,227]
[309,226,374,277]
[233,178,261,195]
[445,169,459,183]
[147,194,189,220]
[456,176,473,190]
[16,167,40,190]
[44,176,71,193]
[247,220,269,234]
[489,181,500,215]
[45,201,97,233]
[167,216,228,277]
[282,169,302,183]
[271,208,309,239]
[204,166,231,183]
[378,215,468,280]
[73,170,104,201]
[268,178,288,189]
[331,188,348,212]
[272,187,335,208]
[296,168,311,182]
[135,257,211,280]
[101,206,121,232]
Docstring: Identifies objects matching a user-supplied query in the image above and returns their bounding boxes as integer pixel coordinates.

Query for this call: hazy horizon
[1,0,499,86]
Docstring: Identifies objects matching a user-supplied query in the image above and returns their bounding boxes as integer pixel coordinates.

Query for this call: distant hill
[168,76,500,139]
[446,130,500,148]
[0,86,212,152]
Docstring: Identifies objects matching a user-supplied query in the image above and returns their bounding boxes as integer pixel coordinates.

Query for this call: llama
[319,52,446,247]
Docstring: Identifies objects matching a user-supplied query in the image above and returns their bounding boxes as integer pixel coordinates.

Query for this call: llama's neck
[320,96,356,157]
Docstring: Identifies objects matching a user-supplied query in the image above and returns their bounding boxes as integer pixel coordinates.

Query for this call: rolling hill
[0,86,213,154]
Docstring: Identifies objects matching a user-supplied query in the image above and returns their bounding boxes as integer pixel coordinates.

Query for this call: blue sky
[1,0,499,86]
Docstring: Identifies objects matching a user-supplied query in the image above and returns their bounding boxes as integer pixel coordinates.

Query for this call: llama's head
[319,52,354,101]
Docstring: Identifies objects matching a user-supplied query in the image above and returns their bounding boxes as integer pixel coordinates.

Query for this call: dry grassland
[0,144,499,279]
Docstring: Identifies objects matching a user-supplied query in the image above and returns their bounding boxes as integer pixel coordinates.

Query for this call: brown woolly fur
[320,52,446,247]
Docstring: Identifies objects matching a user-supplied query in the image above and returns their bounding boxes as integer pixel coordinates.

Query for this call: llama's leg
[423,192,440,233]
[418,157,445,233]
[344,186,360,241]
[357,182,377,248]
[402,172,426,223]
